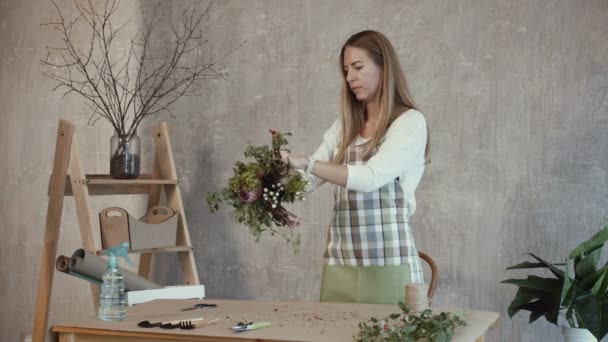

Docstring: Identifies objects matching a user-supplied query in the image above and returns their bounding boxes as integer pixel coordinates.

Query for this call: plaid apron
[324,141,424,282]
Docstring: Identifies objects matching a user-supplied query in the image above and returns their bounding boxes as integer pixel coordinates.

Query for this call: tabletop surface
[53,299,499,341]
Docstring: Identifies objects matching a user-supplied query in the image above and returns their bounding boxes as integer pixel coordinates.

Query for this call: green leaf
[561,261,578,325]
[544,307,559,325]
[505,286,562,327]
[501,276,563,293]
[575,248,601,279]
[507,288,543,318]
[529,310,543,323]
[527,253,565,279]
[398,301,410,313]
[569,225,608,259]
[506,261,564,270]
[206,192,223,213]
[564,285,576,324]
[579,264,608,290]
[518,300,560,325]
[591,268,608,300]
[561,258,575,305]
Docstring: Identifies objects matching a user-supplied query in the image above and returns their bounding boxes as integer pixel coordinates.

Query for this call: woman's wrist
[305,157,317,175]
[290,155,309,170]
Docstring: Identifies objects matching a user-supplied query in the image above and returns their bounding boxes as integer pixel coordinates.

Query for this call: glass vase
[110,130,140,179]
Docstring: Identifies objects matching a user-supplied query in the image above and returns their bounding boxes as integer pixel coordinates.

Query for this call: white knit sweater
[301,109,427,218]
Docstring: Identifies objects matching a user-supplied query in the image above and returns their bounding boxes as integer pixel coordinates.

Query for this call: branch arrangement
[42,0,244,136]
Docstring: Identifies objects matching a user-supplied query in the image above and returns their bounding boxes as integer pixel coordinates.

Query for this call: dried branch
[42,0,244,135]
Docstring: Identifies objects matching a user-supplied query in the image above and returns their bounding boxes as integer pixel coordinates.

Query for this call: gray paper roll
[56,254,102,285]
[56,255,69,272]
[68,249,162,291]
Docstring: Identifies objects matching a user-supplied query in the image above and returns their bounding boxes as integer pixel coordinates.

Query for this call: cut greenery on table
[356,302,467,342]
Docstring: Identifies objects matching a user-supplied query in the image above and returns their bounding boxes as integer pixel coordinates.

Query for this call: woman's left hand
[280,151,309,170]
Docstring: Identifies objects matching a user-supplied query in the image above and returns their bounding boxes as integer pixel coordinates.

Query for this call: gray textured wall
[1,0,608,341]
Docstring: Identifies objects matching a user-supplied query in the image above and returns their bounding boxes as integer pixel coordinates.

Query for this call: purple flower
[238,186,262,203]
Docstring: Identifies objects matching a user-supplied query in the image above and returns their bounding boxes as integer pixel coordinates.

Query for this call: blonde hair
[335,30,430,164]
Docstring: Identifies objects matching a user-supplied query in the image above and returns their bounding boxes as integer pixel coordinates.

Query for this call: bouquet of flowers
[207,129,308,245]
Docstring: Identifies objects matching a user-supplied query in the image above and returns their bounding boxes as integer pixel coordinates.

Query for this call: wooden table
[52,299,499,342]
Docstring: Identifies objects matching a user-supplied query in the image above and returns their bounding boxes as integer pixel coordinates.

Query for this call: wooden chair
[418,251,438,305]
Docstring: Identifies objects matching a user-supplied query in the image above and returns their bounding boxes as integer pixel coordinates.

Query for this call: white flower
[264,188,268,192]
[272,204,276,208]
[270,191,274,195]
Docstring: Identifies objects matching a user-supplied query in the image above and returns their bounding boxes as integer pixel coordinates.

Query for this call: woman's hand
[281,151,347,186]
[280,151,309,170]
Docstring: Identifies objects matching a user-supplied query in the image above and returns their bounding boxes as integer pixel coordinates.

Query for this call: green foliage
[502,225,608,340]
[227,162,263,193]
[206,130,307,249]
[355,302,467,342]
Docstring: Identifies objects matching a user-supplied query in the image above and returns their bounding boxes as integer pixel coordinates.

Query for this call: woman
[285,30,430,305]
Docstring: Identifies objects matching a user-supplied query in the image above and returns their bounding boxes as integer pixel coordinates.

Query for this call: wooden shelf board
[85,174,178,185]
[96,246,193,255]
[51,174,179,196]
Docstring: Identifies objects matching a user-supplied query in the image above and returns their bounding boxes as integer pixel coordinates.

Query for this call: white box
[127,285,205,306]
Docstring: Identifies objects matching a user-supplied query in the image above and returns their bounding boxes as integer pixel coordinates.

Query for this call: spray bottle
[98,242,132,321]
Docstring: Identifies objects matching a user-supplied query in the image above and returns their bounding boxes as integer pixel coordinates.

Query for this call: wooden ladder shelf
[32,120,200,342]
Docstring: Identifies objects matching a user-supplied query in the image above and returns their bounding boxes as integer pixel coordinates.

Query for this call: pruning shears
[231,321,272,332]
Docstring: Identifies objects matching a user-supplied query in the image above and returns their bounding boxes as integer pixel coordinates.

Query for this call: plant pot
[562,326,597,342]
[110,130,140,179]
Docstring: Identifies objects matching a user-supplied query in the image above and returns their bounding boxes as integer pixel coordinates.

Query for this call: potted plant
[42,0,242,178]
[502,225,608,341]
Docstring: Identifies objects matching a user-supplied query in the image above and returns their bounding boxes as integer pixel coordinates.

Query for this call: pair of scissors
[181,303,218,311]
[231,321,272,332]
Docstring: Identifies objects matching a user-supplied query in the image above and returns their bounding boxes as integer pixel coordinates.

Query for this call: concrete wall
[1,0,607,341]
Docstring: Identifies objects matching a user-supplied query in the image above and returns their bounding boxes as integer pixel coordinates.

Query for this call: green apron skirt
[320,264,412,305]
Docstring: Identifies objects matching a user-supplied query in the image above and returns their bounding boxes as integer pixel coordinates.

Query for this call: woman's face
[343,46,382,103]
